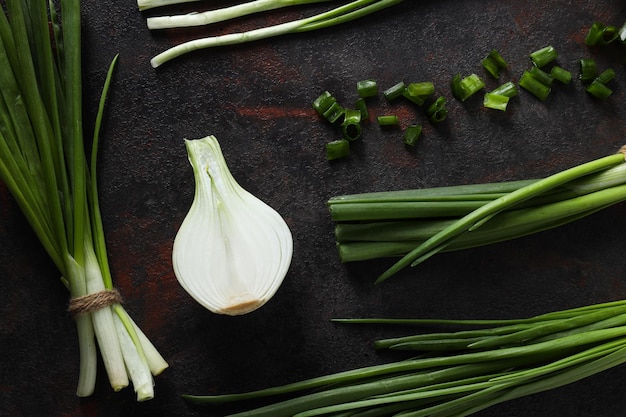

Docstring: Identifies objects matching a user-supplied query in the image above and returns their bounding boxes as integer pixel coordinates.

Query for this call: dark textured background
[2,0,626,416]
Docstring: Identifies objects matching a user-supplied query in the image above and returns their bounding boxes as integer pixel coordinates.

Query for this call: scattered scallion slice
[341,109,362,141]
[519,70,551,101]
[326,139,351,160]
[580,58,598,83]
[597,68,616,84]
[451,74,485,102]
[528,66,554,86]
[403,124,422,146]
[377,115,400,126]
[172,136,293,315]
[383,81,406,101]
[530,45,558,68]
[491,81,519,98]
[483,92,510,111]
[550,65,572,84]
[481,49,508,78]
[357,79,378,98]
[323,101,346,124]
[585,22,619,46]
[313,91,336,115]
[586,79,613,99]
[407,81,435,98]
[355,97,369,119]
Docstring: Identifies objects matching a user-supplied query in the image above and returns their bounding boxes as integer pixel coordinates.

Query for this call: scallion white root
[146,0,333,29]
[172,135,293,315]
[141,0,404,67]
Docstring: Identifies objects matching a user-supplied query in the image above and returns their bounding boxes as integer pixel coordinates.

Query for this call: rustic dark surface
[2,0,626,416]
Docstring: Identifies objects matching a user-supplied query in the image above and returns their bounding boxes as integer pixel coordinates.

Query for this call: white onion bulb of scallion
[172,135,293,315]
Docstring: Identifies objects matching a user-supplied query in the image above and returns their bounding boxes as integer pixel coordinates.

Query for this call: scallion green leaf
[383,81,406,101]
[313,91,336,115]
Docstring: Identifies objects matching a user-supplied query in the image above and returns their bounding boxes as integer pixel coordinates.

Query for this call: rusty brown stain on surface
[235,105,315,120]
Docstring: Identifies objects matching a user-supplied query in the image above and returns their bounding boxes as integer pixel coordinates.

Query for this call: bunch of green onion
[137,0,404,68]
[183,299,626,416]
[0,0,167,399]
[328,148,626,282]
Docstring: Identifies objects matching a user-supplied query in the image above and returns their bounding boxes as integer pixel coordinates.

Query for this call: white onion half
[172,135,293,315]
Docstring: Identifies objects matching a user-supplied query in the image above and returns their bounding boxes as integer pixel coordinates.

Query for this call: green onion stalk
[328,147,626,283]
[184,299,626,416]
[138,0,405,68]
[0,0,167,399]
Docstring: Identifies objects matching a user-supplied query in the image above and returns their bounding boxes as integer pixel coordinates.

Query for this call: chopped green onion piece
[529,66,554,86]
[354,97,369,120]
[326,139,350,161]
[483,93,510,111]
[585,22,618,46]
[403,124,422,146]
[451,73,485,102]
[585,22,606,45]
[491,81,518,98]
[407,81,435,97]
[402,89,426,106]
[377,115,399,126]
[322,101,345,124]
[619,22,626,46]
[596,68,616,85]
[356,79,378,98]
[550,66,572,84]
[481,49,508,78]
[530,45,558,68]
[426,96,448,123]
[580,58,598,84]
[313,91,336,115]
[383,81,406,101]
[341,109,362,141]
[586,79,613,99]
[519,70,551,101]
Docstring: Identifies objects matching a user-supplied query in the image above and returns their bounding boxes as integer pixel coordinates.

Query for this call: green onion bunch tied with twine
[0,0,167,400]
[328,147,626,282]
[183,298,626,416]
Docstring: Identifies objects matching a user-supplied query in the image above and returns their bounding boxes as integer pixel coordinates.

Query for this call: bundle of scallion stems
[0,0,167,400]
[328,148,626,283]
[183,298,626,416]
[137,0,404,68]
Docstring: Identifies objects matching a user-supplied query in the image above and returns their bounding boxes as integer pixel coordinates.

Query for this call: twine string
[68,288,123,317]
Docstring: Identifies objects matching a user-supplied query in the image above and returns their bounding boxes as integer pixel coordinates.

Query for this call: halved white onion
[172,135,293,315]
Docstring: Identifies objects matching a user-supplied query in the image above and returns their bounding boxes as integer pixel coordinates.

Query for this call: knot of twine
[68,288,123,317]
